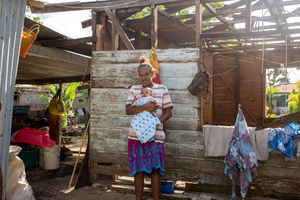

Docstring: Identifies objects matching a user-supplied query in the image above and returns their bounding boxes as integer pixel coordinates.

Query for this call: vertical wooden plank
[202,53,214,125]
[151,4,158,48]
[112,9,119,50]
[92,10,97,51]
[245,0,252,32]
[262,53,266,125]
[134,31,140,49]
[195,0,202,48]
[104,8,134,50]
[235,53,240,115]
[96,14,106,51]
[57,81,62,145]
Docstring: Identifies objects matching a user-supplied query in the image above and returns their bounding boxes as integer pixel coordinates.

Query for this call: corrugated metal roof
[0,0,27,198]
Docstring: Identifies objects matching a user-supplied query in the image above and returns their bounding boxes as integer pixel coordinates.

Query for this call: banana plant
[39,82,81,126]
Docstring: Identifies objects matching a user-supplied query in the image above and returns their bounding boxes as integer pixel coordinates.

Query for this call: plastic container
[12,127,55,147]
[18,148,39,171]
[42,145,60,170]
[13,106,31,115]
[20,24,40,58]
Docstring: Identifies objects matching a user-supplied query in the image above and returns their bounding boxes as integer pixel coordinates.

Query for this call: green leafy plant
[287,81,300,114]
[266,86,279,116]
[39,82,80,126]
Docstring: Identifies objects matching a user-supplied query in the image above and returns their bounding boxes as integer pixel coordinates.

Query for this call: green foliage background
[287,81,300,114]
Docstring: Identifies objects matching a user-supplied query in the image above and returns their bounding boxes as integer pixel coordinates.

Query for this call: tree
[287,81,300,114]
[266,86,279,116]
[265,68,290,116]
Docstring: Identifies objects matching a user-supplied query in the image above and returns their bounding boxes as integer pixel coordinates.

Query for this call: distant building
[271,83,299,115]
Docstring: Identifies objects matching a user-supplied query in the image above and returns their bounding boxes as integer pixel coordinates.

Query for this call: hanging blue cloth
[269,123,299,161]
[224,107,258,200]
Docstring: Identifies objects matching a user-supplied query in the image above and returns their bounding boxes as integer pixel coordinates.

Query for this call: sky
[28,0,94,39]
[28,0,300,83]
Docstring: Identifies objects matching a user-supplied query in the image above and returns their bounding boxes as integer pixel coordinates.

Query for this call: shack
[2,0,300,199]
[34,0,300,198]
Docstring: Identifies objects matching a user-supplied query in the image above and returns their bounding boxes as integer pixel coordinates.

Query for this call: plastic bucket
[42,145,60,170]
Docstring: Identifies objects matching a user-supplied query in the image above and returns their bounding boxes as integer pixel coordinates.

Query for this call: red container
[12,127,55,147]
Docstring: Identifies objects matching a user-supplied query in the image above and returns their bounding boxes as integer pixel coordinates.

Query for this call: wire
[209,65,238,77]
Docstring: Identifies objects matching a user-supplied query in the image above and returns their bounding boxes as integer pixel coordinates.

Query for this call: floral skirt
[128,139,164,177]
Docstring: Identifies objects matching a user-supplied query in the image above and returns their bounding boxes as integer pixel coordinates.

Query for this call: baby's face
[141,88,153,97]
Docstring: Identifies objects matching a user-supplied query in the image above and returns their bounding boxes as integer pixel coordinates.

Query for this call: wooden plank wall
[89,48,204,181]
[213,52,264,127]
[90,48,300,196]
[211,50,300,195]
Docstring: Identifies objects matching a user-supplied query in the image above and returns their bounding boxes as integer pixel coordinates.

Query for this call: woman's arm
[126,102,157,115]
[159,108,172,123]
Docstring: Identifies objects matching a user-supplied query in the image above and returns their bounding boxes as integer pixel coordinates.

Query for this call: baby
[132,87,157,106]
[131,87,161,143]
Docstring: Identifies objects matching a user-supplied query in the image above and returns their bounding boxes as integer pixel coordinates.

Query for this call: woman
[126,57,173,200]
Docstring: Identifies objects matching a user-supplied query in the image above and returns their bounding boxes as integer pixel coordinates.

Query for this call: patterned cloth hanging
[269,123,299,161]
[224,106,258,200]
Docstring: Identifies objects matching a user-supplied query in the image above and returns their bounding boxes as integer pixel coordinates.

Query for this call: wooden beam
[203,3,236,32]
[81,7,145,29]
[82,19,92,29]
[58,81,62,145]
[157,6,171,19]
[92,10,97,51]
[151,4,158,48]
[42,37,97,47]
[172,7,245,20]
[235,53,240,115]
[27,0,44,9]
[104,8,134,50]
[16,75,90,85]
[195,0,202,48]
[245,0,252,32]
[214,68,260,127]
[200,28,300,39]
[33,0,196,13]
[256,112,300,131]
[112,9,119,50]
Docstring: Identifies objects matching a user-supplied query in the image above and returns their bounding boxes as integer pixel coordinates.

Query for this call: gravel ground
[29,174,77,200]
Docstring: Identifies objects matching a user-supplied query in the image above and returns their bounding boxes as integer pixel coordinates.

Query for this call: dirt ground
[26,134,281,200]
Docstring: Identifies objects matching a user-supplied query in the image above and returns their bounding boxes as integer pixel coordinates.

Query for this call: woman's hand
[146,102,159,116]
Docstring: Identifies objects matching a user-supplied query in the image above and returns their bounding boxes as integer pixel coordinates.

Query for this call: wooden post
[96,13,105,51]
[134,31,140,49]
[235,53,240,115]
[202,53,214,125]
[245,0,252,32]
[112,9,119,50]
[104,7,134,50]
[151,4,158,48]
[92,10,97,51]
[195,0,202,48]
[57,81,62,145]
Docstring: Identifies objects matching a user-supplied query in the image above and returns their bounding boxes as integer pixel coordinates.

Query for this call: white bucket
[42,145,60,170]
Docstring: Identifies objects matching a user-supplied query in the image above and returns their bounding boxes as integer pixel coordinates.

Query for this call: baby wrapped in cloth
[131,96,161,143]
